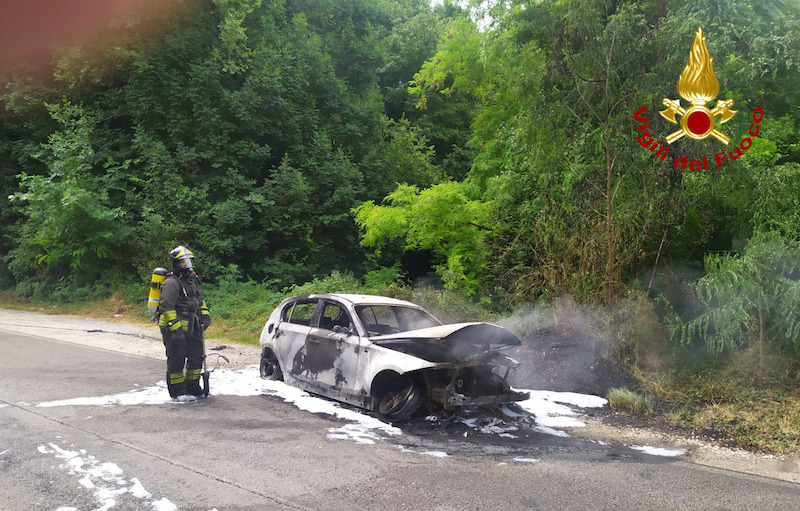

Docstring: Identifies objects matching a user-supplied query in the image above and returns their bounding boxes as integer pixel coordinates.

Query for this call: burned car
[259,294,528,422]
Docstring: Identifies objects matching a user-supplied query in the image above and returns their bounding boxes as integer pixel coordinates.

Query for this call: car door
[275,298,319,384]
[304,300,361,396]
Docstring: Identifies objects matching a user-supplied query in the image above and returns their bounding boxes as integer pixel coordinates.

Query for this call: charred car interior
[259,294,529,422]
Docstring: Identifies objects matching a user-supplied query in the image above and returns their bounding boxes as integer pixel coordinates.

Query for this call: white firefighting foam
[36,365,605,441]
[34,365,680,457]
[39,442,217,511]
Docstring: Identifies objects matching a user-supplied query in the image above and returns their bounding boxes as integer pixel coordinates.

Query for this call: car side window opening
[281,303,294,322]
[320,302,352,331]
[287,301,317,326]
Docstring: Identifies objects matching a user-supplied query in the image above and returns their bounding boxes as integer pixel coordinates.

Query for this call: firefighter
[157,246,211,398]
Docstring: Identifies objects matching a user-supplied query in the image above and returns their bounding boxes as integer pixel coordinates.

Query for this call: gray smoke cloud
[496,296,632,396]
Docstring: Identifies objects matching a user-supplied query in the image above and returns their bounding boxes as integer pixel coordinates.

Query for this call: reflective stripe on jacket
[157,273,208,330]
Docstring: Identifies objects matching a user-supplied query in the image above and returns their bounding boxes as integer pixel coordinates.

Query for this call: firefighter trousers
[161,317,204,397]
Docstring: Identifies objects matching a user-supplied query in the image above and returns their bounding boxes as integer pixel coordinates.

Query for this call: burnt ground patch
[392,328,642,456]
[507,327,637,396]
[395,403,620,459]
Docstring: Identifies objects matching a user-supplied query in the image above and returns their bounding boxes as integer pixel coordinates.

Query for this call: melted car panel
[371,323,521,362]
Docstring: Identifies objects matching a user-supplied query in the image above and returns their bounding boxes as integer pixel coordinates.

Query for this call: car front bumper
[446,389,530,407]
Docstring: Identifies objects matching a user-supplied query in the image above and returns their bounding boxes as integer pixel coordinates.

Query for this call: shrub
[411,285,497,323]
[610,293,671,372]
[286,270,364,296]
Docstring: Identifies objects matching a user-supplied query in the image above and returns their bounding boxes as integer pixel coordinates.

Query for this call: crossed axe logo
[660,27,737,145]
[661,98,737,144]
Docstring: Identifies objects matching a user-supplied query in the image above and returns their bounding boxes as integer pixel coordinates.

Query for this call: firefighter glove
[200,300,211,330]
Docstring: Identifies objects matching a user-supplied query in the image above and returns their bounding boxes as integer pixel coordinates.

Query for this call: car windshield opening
[356,305,439,335]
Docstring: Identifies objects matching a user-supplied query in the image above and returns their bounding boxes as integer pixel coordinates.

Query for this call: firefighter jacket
[157,272,210,332]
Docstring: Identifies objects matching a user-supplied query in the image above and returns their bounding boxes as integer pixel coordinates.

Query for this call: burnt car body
[259,294,528,422]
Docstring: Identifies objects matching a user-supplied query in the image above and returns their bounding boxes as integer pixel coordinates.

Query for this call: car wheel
[260,348,283,381]
[376,379,422,423]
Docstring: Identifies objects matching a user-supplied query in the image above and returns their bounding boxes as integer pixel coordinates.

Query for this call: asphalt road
[1,328,799,511]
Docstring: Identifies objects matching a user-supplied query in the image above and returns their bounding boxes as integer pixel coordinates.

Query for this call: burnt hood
[371,322,521,363]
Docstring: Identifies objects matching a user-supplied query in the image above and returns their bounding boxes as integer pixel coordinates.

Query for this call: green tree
[353,181,492,294]
[1,0,465,294]
[381,2,477,180]
[401,0,800,305]
[667,233,800,373]
[407,0,684,302]
[6,101,129,289]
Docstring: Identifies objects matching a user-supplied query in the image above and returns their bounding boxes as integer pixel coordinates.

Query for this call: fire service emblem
[660,27,737,145]
[633,27,764,170]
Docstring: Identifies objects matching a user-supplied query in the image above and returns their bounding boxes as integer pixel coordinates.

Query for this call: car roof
[298,293,422,308]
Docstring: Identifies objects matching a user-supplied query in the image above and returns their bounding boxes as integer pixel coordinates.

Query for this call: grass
[608,295,800,453]
[643,372,800,453]
[623,359,800,452]
[607,388,654,414]
[608,373,800,452]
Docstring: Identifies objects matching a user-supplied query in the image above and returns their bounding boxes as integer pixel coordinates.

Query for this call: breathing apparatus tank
[148,267,169,317]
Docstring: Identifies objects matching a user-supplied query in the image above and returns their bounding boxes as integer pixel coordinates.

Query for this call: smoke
[408,280,643,395]
[497,296,636,396]
[497,295,607,339]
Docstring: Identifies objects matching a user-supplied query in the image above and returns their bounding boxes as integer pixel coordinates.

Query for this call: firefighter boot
[186,367,205,397]
[167,370,187,398]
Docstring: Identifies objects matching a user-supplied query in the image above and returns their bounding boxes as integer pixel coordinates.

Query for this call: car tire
[260,348,283,381]
[376,379,422,423]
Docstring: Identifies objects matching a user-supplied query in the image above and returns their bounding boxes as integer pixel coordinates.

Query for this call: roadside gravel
[0,307,260,369]
[1,307,798,484]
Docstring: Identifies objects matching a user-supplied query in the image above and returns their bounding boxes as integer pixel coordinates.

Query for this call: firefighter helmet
[169,246,195,274]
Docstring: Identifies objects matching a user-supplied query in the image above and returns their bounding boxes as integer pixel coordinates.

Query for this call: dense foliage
[2,0,800,375]
[1,0,470,294]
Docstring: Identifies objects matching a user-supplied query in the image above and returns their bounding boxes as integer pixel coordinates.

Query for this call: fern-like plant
[667,233,800,366]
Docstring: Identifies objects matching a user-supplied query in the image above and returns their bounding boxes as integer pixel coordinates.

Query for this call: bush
[286,270,364,296]
[410,285,498,323]
[204,268,283,325]
[610,293,671,372]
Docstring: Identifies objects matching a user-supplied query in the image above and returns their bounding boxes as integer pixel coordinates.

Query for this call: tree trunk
[758,307,766,383]
[603,25,618,305]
